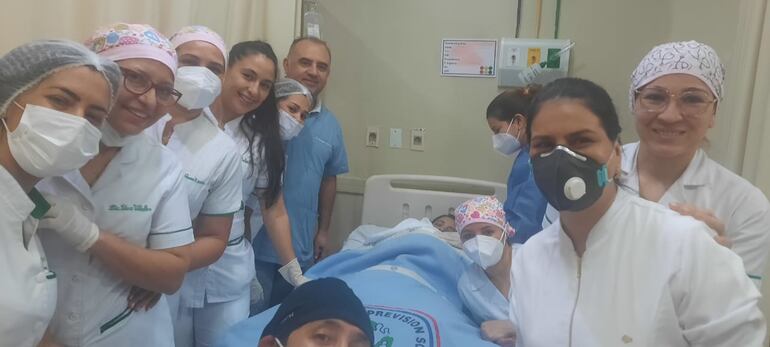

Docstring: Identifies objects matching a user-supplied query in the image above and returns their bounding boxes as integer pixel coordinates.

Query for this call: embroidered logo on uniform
[366,305,440,347]
[183,173,206,185]
[108,204,152,212]
[622,335,633,343]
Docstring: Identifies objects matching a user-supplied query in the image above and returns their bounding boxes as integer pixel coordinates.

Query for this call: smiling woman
[619,41,770,288]
[208,41,310,316]
[510,77,764,346]
[34,23,198,346]
[138,25,249,347]
[0,39,121,347]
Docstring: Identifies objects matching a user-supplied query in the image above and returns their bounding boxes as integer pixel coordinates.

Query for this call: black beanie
[261,277,374,344]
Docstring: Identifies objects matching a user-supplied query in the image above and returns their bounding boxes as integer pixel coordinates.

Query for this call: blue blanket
[217,234,498,347]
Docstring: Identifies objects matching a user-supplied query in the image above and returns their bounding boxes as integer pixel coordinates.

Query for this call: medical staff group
[0,20,767,347]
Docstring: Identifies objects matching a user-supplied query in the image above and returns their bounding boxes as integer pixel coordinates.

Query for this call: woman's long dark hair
[229,41,284,208]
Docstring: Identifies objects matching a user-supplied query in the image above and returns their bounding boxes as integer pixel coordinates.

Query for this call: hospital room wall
[324,0,770,336]
[324,0,682,245]
[323,0,745,191]
[325,0,754,233]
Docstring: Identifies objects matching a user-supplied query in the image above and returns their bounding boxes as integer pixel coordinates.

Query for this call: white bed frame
[361,174,507,227]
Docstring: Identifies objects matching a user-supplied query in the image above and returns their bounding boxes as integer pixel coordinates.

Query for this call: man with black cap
[258,277,374,347]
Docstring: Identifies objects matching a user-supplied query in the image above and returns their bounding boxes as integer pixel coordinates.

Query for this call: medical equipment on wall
[303,0,322,38]
[497,38,573,88]
[361,175,507,227]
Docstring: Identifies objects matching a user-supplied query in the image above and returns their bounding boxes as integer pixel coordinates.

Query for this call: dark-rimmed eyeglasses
[120,67,182,106]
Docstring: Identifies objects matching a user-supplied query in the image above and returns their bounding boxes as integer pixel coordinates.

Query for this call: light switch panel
[389,128,402,148]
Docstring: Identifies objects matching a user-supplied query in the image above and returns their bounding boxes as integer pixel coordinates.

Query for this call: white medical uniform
[620,142,770,287]
[146,112,244,346]
[217,113,261,297]
[222,112,269,242]
[0,166,57,347]
[457,246,519,324]
[37,134,194,347]
[165,112,258,339]
[510,189,765,346]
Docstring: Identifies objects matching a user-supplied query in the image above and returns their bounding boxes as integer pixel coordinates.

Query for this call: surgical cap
[85,23,177,76]
[629,40,725,110]
[274,78,314,106]
[455,196,515,241]
[262,277,374,344]
[0,39,122,117]
[170,25,227,65]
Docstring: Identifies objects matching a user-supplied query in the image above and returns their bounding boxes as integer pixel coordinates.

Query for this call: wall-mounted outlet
[366,127,379,147]
[389,128,402,148]
[411,128,425,151]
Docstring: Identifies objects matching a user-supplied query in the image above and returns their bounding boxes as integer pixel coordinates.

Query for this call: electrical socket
[411,128,425,151]
[366,127,379,147]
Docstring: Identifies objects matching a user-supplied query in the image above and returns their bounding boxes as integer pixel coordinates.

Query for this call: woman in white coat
[0,40,120,347]
[620,41,770,287]
[207,41,311,301]
[509,77,764,346]
[36,23,195,346]
[137,25,245,347]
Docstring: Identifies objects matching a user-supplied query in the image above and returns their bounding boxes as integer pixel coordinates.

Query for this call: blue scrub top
[505,148,548,244]
[253,105,349,265]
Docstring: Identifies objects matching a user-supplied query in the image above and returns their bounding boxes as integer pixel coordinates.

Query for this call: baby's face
[433,216,456,233]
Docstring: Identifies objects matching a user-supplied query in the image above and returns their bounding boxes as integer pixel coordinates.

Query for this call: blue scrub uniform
[505,148,548,244]
[251,105,348,310]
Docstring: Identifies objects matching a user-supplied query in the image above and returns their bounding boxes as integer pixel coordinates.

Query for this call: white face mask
[279,109,303,140]
[462,230,505,269]
[3,103,101,178]
[492,120,522,156]
[274,337,285,347]
[175,66,222,111]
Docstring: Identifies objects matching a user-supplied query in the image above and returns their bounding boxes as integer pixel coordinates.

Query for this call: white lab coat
[510,188,765,346]
[620,142,770,287]
[37,134,194,346]
[0,165,57,347]
[192,112,261,304]
[146,114,242,220]
[146,113,243,309]
[457,247,516,324]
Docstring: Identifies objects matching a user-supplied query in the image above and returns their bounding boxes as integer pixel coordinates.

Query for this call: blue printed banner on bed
[441,39,497,78]
[367,305,440,347]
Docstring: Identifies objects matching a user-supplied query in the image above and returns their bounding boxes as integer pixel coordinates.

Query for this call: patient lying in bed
[343,218,462,251]
[217,230,497,347]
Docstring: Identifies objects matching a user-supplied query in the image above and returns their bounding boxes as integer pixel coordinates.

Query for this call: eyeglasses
[120,67,182,106]
[634,87,716,118]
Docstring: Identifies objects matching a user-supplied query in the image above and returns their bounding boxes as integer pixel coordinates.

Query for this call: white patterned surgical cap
[629,40,725,110]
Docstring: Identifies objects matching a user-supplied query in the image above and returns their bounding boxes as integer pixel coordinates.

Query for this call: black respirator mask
[531,145,614,212]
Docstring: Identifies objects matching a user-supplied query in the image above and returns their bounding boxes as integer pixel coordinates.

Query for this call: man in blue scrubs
[252,37,348,312]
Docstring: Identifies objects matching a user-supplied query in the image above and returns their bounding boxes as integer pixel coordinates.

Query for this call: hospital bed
[360,174,507,227]
[218,175,509,346]
[341,174,507,251]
